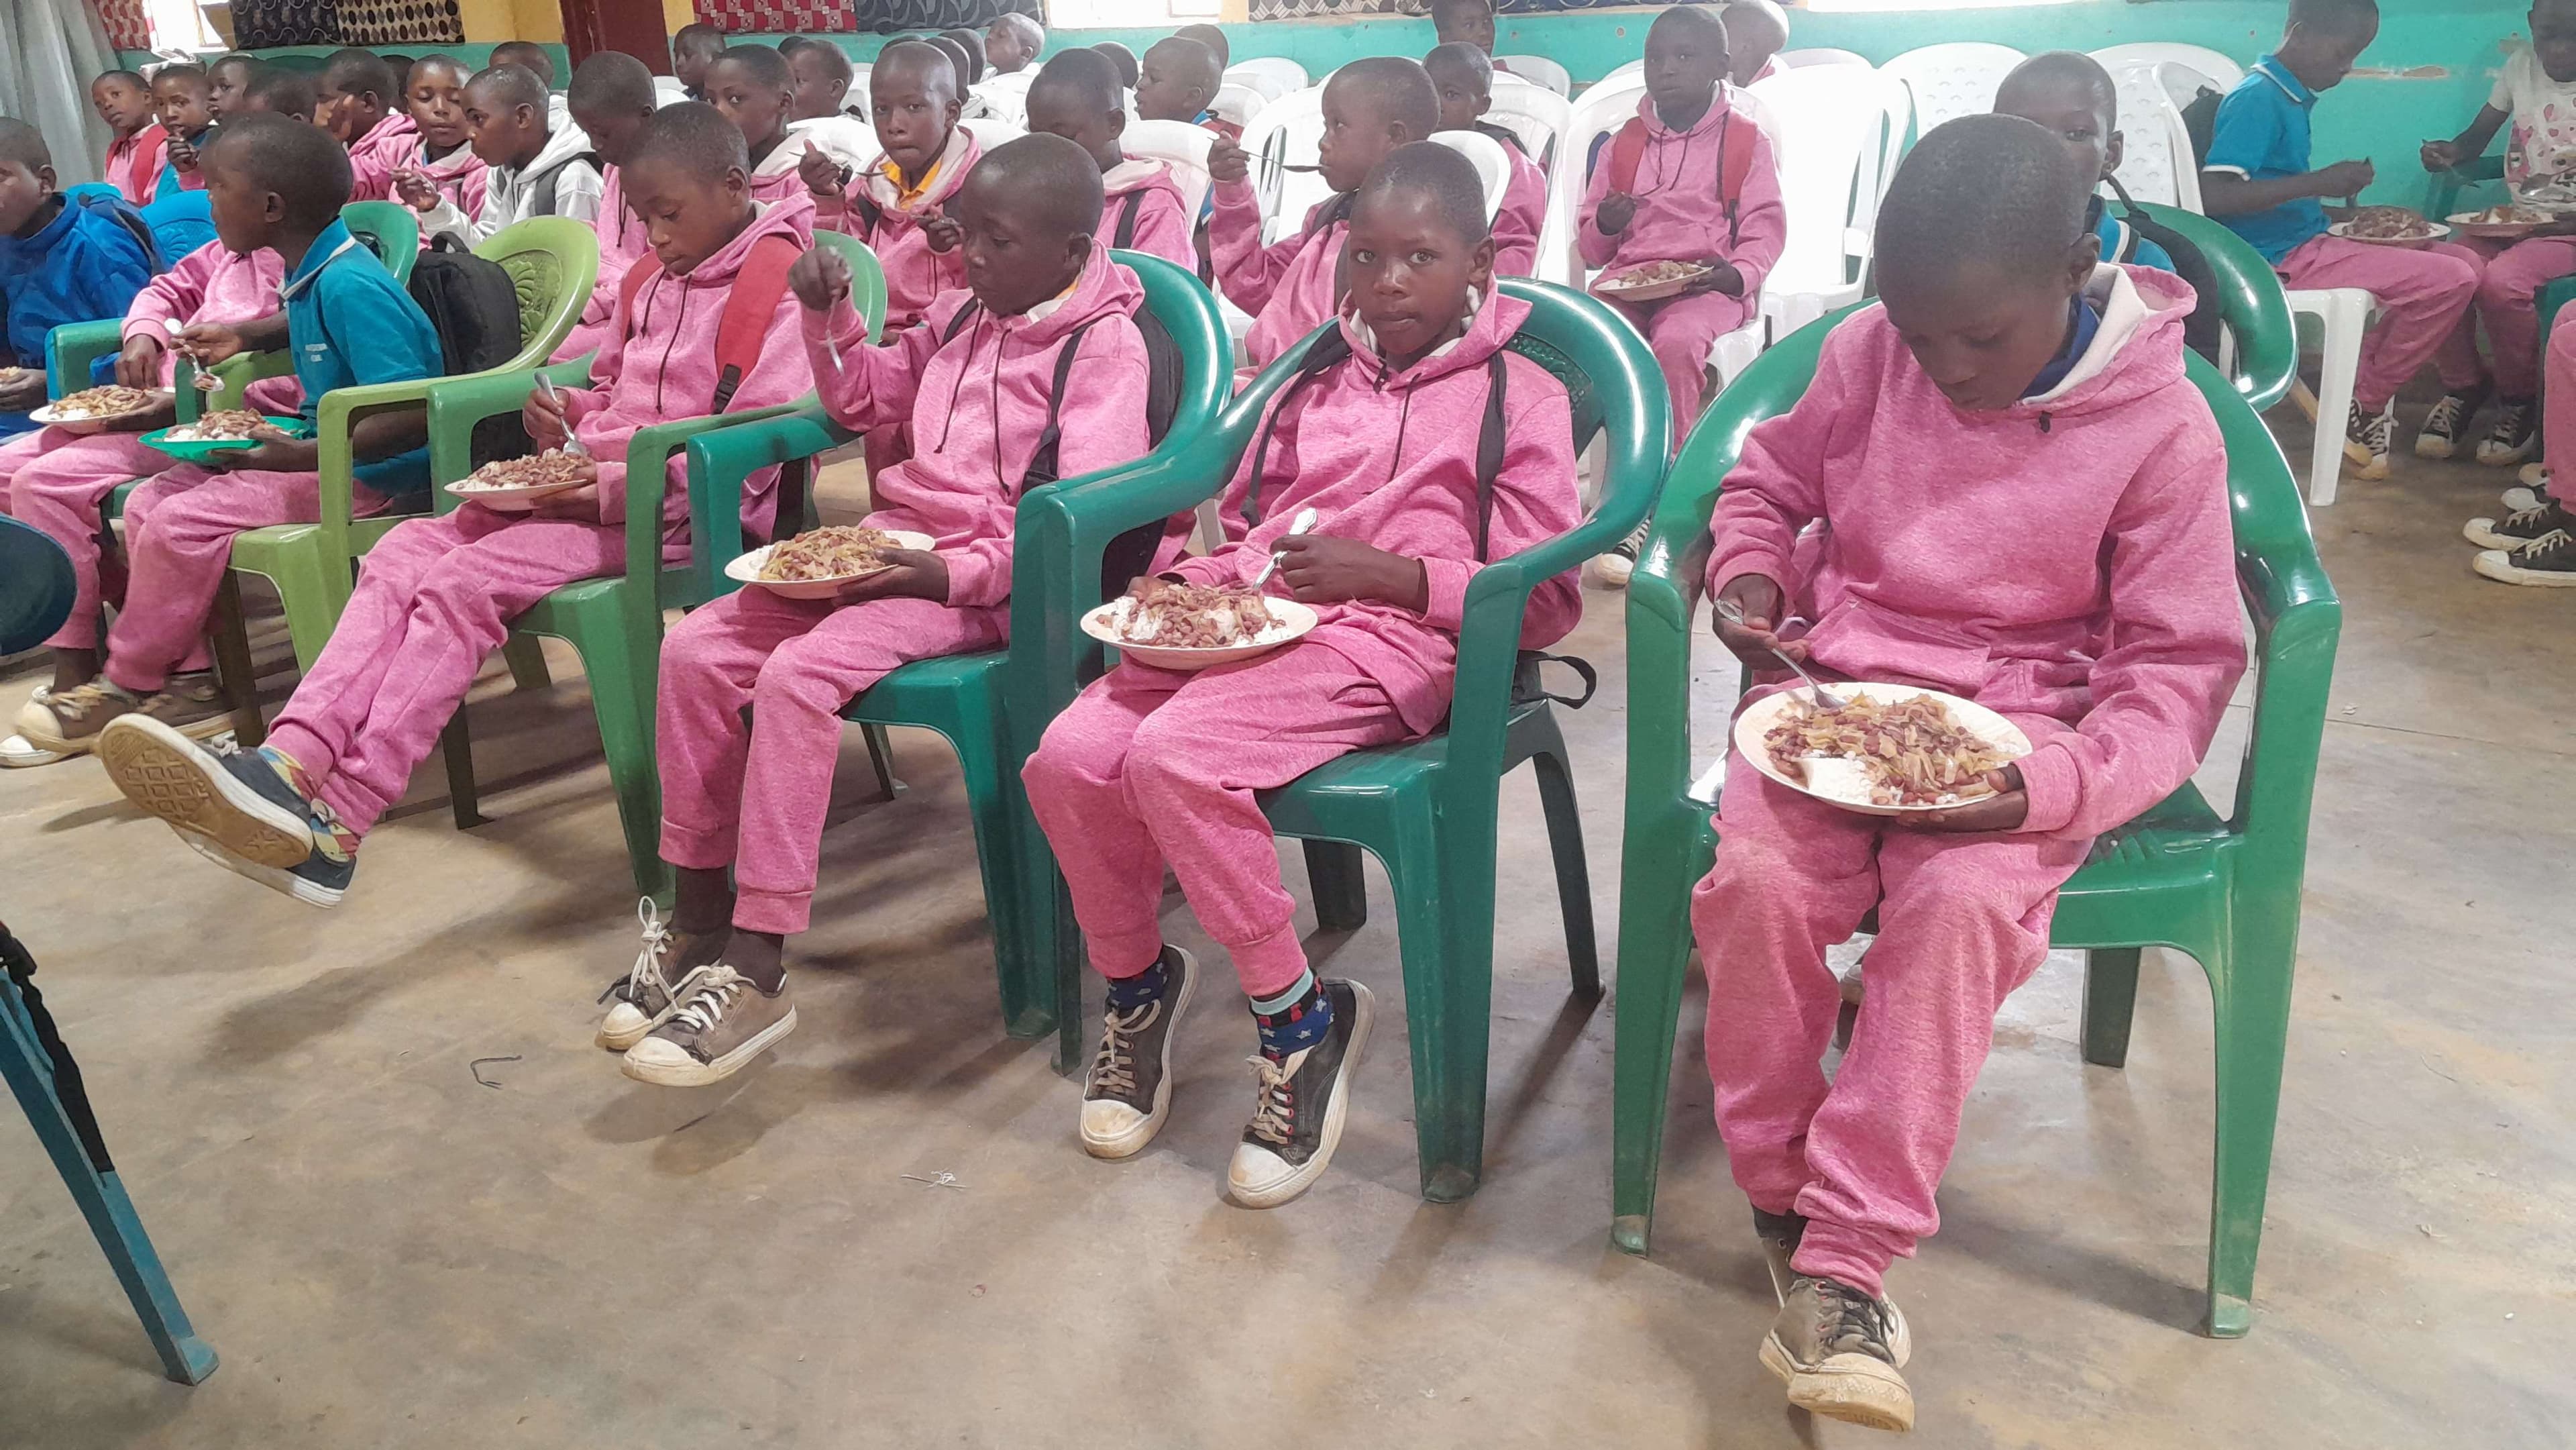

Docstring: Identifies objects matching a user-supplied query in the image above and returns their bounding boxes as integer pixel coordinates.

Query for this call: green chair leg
[1304,841,1368,932]
[950,725,1051,1041]
[2080,947,2143,1070]
[1383,823,1496,1203]
[860,721,903,800]
[564,611,670,902]
[1609,874,1699,1252]
[1520,708,1601,1000]
[238,548,343,674]
[439,711,485,830]
[2204,918,2294,1338]
[502,633,551,692]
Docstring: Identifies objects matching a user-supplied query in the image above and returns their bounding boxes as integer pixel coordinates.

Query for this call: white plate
[1589,262,1709,303]
[444,474,593,513]
[726,530,935,598]
[29,390,172,435]
[1081,594,1320,671]
[2327,219,2450,248]
[1731,683,2032,817]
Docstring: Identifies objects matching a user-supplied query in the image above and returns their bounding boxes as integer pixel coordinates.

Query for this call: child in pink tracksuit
[1209,58,1446,372]
[321,50,419,205]
[599,135,1155,1089]
[804,40,982,332]
[703,46,875,211]
[1692,118,2245,1432]
[1426,42,1547,278]
[1025,48,1197,272]
[2465,303,2576,584]
[1578,5,1786,437]
[1024,144,1582,1210]
[97,106,818,911]
[553,52,663,362]
[392,55,489,224]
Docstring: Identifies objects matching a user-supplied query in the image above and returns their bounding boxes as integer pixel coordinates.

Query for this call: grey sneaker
[2463,501,2571,550]
[1226,978,1373,1208]
[2475,398,2540,466]
[2414,386,2484,458]
[2505,463,2547,513]
[2474,527,2576,586]
[1760,1274,1917,1432]
[1080,946,1197,1159]
[1754,1206,1807,1306]
[19,672,228,756]
[621,966,797,1086]
[596,899,716,1052]
[2344,401,2395,480]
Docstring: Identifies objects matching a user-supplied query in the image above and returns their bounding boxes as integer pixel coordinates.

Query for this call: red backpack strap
[1717,111,1760,246]
[710,233,804,412]
[1606,117,1649,194]
[617,252,665,329]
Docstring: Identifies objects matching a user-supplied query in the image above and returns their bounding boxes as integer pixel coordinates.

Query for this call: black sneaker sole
[1227,980,1373,1209]
[1080,947,1198,1160]
[99,716,312,869]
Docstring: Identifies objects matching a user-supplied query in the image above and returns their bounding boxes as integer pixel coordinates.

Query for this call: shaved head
[972,132,1106,236]
[211,112,353,227]
[468,62,551,118]
[1327,56,1440,139]
[321,47,396,104]
[1174,23,1230,68]
[1876,114,2090,289]
[567,48,657,113]
[1032,45,1123,113]
[1358,140,1488,244]
[1996,49,2117,119]
[628,99,751,177]
[712,44,791,93]
[877,38,959,103]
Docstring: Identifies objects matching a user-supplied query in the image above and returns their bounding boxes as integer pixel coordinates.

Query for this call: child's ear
[1469,235,1496,293]
[1106,107,1127,143]
[1474,93,1492,119]
[34,164,57,197]
[2065,231,2102,293]
[2104,130,2125,178]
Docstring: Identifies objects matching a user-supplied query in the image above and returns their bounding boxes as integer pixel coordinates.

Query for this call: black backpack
[407,237,527,464]
[2103,180,2225,363]
[2181,85,2223,170]
[524,152,604,217]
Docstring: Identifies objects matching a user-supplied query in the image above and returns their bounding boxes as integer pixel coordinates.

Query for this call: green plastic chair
[676,250,1230,1051]
[1609,305,2341,1339]
[1025,278,1669,1194]
[2132,201,2298,411]
[421,231,885,898]
[339,201,422,281]
[2426,154,2576,358]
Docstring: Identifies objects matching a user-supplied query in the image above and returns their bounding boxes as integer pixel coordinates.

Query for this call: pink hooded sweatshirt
[1705,264,2248,840]
[747,116,876,210]
[1101,157,1195,271]
[344,111,421,203]
[818,124,983,331]
[560,195,820,538]
[1211,183,1350,372]
[409,138,489,223]
[1179,289,1583,733]
[553,162,654,362]
[119,240,288,389]
[1483,127,1548,278]
[802,240,1153,609]
[1577,89,1785,291]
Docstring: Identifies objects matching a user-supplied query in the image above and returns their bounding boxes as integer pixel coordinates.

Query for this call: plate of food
[1731,684,2032,817]
[28,384,172,434]
[2329,207,2449,247]
[2447,203,2560,240]
[727,525,936,599]
[1081,578,1320,670]
[140,410,309,460]
[1590,260,1711,302]
[444,449,594,511]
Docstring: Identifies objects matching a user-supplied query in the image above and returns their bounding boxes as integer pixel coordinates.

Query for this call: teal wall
[115,43,572,76]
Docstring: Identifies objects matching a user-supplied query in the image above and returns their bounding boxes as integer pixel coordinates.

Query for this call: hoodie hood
[508,119,599,186]
[859,122,978,213]
[2014,264,2195,416]
[758,114,878,180]
[1636,87,1735,141]
[1334,287,1532,393]
[1103,156,1174,198]
[665,193,815,285]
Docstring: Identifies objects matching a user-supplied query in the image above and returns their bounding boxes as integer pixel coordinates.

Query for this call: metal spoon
[535,373,588,458]
[1252,507,1320,587]
[1713,597,1848,711]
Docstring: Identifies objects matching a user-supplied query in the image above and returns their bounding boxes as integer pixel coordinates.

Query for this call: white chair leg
[2310,301,2364,507]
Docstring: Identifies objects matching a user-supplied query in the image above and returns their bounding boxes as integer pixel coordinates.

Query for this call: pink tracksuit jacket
[553,163,653,362]
[344,112,420,203]
[1211,183,1348,372]
[1486,128,1547,278]
[1690,264,2247,1298]
[653,241,1155,935]
[409,138,489,223]
[1101,158,1195,271]
[1023,289,1583,994]
[818,125,982,331]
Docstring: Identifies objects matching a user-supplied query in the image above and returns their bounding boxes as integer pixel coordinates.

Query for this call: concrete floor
[2,421,2571,1449]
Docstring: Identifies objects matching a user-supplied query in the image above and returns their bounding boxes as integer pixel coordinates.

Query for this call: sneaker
[1590,519,1652,589]
[621,966,798,1086]
[596,899,716,1052]
[2475,398,2540,466]
[1754,1207,1808,1306]
[2506,463,2548,513]
[1079,946,1197,1159]
[1226,978,1373,1208]
[17,672,228,756]
[1,688,64,769]
[2413,384,2487,459]
[96,717,358,908]
[2464,502,2573,550]
[2474,527,2576,586]
[2343,401,2395,480]
[1760,1274,1917,1433]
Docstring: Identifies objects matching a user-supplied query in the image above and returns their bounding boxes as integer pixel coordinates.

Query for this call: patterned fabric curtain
[697,0,1035,37]
[92,0,152,51]
[227,0,462,48]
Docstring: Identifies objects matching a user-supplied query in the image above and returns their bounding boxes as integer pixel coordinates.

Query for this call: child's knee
[749,635,849,715]
[2424,252,2482,307]
[1023,715,1120,800]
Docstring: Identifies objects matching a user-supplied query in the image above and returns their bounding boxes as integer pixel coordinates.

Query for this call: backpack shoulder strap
[1474,351,1509,563]
[1112,190,1142,250]
[93,196,164,274]
[525,151,604,217]
[1240,329,1352,532]
[941,297,985,344]
[1607,117,1650,195]
[1716,111,1759,246]
[618,252,666,321]
[1023,317,1098,488]
[709,233,802,411]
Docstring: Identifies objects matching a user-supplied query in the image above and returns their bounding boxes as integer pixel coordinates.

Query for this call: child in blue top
[0,119,156,435]
[1993,52,2177,274]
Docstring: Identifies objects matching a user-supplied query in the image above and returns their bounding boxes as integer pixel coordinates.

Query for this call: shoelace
[600,897,675,1006]
[2488,401,2536,442]
[2363,410,2396,451]
[2514,527,2575,562]
[1245,1054,1299,1145]
[2423,394,2469,437]
[667,965,748,1036]
[1087,1000,1159,1098]
[1812,1282,1894,1358]
[2499,503,2561,536]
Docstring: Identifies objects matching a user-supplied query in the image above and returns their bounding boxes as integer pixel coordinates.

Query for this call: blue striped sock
[1250,970,1329,1061]
[1105,951,1171,1012]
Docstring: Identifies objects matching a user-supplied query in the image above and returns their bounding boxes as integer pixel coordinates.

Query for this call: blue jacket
[0,194,158,433]
[280,219,444,494]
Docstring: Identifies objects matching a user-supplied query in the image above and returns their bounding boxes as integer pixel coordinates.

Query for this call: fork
[1252,507,1320,587]
[535,374,589,458]
[1713,597,1849,711]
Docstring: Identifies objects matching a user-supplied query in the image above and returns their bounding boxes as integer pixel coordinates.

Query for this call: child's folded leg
[2271,234,2482,410]
[11,433,168,651]
[1627,291,1758,445]
[0,427,51,513]
[1024,663,1199,980]
[104,464,342,696]
[2473,236,2576,399]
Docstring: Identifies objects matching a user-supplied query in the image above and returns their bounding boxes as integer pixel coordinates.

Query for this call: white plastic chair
[1225,58,1309,103]
[1776,48,1869,71]
[1574,60,1647,109]
[1483,81,1574,283]
[959,116,1026,154]
[976,70,1034,130]
[1495,54,1572,97]
[2106,63,2201,211]
[2090,42,2242,95]
[1746,64,1911,340]
[2282,287,2377,505]
[1123,118,1216,220]
[1209,82,1266,135]
[653,75,689,109]
[1430,129,1512,224]
[1881,42,2025,140]
[1242,85,1328,244]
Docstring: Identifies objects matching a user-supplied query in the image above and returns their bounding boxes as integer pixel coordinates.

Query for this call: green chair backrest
[812,229,890,341]
[340,201,419,285]
[2131,201,2297,411]
[474,215,601,365]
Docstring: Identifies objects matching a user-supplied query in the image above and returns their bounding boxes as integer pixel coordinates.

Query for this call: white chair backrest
[1430,129,1513,223]
[1495,54,1572,97]
[976,70,1034,130]
[653,75,690,109]
[1209,81,1267,133]
[1576,59,1647,107]
[1226,58,1309,102]
[1745,65,1910,303]
[1881,42,2025,139]
[2090,42,2242,94]
[1123,118,1218,220]
[845,73,871,123]
[1555,79,1648,286]
[1776,48,1870,70]
[959,116,1026,154]
[1484,77,1571,176]
[2106,63,2203,212]
[1242,85,1329,244]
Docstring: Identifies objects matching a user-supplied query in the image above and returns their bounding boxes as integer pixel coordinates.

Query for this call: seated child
[2467,303,2576,582]
[1691,116,2244,1432]
[1026,48,1196,270]
[96,105,817,908]
[601,134,1150,1086]
[320,49,417,203]
[21,115,440,751]
[786,38,860,121]
[402,64,604,243]
[805,40,980,331]
[1210,57,1441,370]
[1721,0,1791,87]
[491,41,558,91]
[1995,52,2177,274]
[702,45,873,209]
[985,12,1045,76]
[932,34,987,121]
[94,70,164,206]
[554,52,665,361]
[1426,42,1546,276]
[1431,0,1499,63]
[674,23,726,105]
[205,53,258,123]
[2201,0,2477,480]
[0,121,156,436]
[1023,143,1582,1208]
[1577,4,1785,438]
[2414,0,2576,464]
[1136,35,1226,136]
[1091,41,1142,91]
[395,54,490,222]
[151,64,215,197]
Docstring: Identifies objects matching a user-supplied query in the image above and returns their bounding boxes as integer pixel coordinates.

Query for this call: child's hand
[209,435,321,474]
[117,334,166,389]
[921,208,964,254]
[526,463,604,517]
[1597,193,1638,235]
[177,323,246,366]
[2420,139,2464,173]
[1208,136,1250,185]
[1905,764,2029,833]
[393,170,441,213]
[1711,572,1804,667]
[789,247,853,312]
[1271,535,1430,612]
[1686,260,1744,297]
[522,381,571,451]
[798,146,847,199]
[0,368,44,411]
[167,133,198,174]
[835,548,950,604]
[2315,158,2375,199]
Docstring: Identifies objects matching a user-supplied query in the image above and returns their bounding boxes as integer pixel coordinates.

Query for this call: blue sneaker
[98,717,358,909]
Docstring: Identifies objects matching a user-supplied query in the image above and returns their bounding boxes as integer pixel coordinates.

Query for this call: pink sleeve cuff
[1704,545,1792,604]
[943,550,1006,609]
[1419,556,1477,632]
[2014,739,2082,836]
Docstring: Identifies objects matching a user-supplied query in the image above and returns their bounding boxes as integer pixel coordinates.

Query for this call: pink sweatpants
[1614,290,1758,443]
[2273,234,2482,412]
[6,431,168,650]
[1021,636,1414,997]
[264,509,625,834]
[2440,235,2576,399]
[0,427,46,512]
[1690,738,2090,1298]
[2544,309,2576,506]
[656,586,1008,936]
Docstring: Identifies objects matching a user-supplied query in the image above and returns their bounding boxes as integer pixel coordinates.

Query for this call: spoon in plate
[535,374,589,458]
[1713,597,1848,711]
[1252,507,1320,587]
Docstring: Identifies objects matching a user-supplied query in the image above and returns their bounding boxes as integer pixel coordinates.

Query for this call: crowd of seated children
[1425,42,1545,276]
[1693,115,2244,1432]
[985,13,1045,76]
[674,23,726,104]
[394,55,489,221]
[400,63,603,243]
[805,40,980,333]
[598,134,1155,1086]
[786,38,863,123]
[555,52,665,361]
[1722,0,1792,87]
[0,120,155,437]
[1026,48,1196,270]
[93,70,163,206]
[97,103,818,912]
[702,45,873,209]
[1093,42,1142,92]
[151,64,215,198]
[321,49,417,204]
[1136,35,1226,139]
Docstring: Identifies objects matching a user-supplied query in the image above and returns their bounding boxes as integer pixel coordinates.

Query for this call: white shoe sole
[174,827,345,909]
[2503,486,2544,513]
[2414,433,2458,460]
[621,1004,798,1087]
[1226,980,1374,1210]
[597,962,716,1052]
[97,715,311,869]
[0,733,67,768]
[2477,442,2538,466]
[1760,1336,1917,1433]
[2463,517,2531,550]
[2474,549,2576,586]
[1080,949,1198,1160]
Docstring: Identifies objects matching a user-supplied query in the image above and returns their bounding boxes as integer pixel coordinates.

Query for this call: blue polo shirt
[2205,55,2330,264]
[279,219,442,494]
[2090,197,2177,274]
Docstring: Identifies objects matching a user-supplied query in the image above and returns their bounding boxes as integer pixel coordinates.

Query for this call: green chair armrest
[682,404,853,603]
[423,360,595,501]
[45,320,125,396]
[615,405,805,597]
[2422,152,2506,217]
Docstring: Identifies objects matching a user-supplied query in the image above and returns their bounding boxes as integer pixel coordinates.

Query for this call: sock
[1250,970,1330,1061]
[1104,949,1171,1013]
